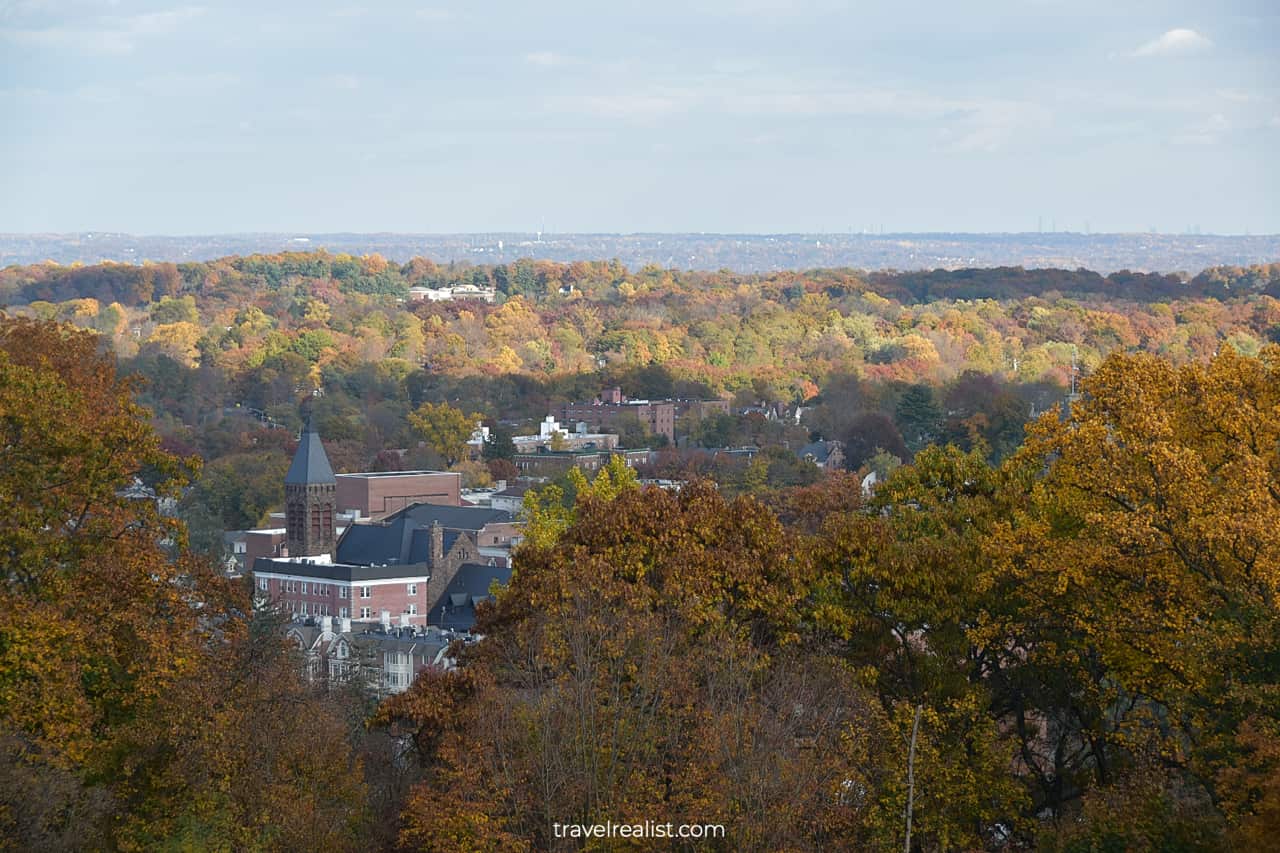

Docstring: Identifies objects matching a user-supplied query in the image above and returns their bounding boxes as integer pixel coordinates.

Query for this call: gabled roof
[285,418,336,485]
[798,441,834,463]
[333,503,506,567]
[428,563,512,632]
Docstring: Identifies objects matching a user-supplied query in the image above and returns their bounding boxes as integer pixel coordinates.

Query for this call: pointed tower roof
[285,416,336,485]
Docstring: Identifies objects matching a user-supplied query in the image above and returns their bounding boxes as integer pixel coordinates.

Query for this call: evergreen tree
[896,383,943,453]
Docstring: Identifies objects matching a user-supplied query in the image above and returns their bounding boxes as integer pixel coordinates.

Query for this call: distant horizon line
[4,230,1278,239]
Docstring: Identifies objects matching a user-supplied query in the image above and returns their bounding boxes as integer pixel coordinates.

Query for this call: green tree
[481,423,516,461]
[895,383,943,453]
[184,450,289,530]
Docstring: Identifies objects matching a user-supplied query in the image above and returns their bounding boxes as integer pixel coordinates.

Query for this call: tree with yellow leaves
[407,400,483,467]
[985,344,1280,837]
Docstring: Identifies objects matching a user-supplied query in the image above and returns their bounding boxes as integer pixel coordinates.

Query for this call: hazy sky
[2,0,1277,234]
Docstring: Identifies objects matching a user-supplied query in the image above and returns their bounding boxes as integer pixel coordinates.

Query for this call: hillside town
[239,381,818,696]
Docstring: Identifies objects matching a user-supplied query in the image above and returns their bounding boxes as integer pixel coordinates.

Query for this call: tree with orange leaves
[0,315,369,849]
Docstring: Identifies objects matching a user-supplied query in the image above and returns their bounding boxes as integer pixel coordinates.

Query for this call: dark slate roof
[394,503,514,529]
[331,503,512,567]
[253,556,429,581]
[428,563,513,632]
[284,419,336,485]
[798,441,833,463]
[333,522,412,567]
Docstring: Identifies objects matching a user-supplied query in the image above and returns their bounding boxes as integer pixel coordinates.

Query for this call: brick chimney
[430,520,444,567]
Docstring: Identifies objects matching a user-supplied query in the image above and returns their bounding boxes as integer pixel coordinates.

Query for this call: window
[300,582,308,594]
[300,602,308,615]
[338,607,348,618]
[258,577,268,591]
[338,586,347,599]
[407,583,417,595]
[360,586,371,599]
[407,604,417,615]
[360,607,372,620]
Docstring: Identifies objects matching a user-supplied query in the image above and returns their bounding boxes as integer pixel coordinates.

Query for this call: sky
[1,0,1277,234]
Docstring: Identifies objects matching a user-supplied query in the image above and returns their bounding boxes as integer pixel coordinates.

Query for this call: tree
[610,412,651,448]
[150,294,198,325]
[942,371,1028,462]
[842,412,908,471]
[376,479,879,851]
[981,346,1280,829]
[811,446,1029,847]
[0,316,370,849]
[486,457,518,483]
[407,401,481,467]
[895,383,943,453]
[481,423,516,461]
[183,450,289,530]
[0,315,195,764]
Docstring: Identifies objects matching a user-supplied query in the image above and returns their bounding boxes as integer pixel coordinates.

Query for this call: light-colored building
[490,482,533,515]
[512,415,619,454]
[286,617,474,696]
[407,283,497,303]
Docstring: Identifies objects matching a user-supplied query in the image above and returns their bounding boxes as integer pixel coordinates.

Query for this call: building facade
[335,470,462,519]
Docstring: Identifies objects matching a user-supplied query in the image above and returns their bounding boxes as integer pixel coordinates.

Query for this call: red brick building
[335,470,461,519]
[559,398,675,442]
[252,423,519,628]
[558,388,729,444]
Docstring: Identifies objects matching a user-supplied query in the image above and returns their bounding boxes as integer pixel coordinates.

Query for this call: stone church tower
[284,416,336,557]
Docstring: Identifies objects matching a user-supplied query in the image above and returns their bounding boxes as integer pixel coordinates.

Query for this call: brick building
[559,397,675,443]
[513,447,652,477]
[512,415,619,453]
[284,417,336,557]
[252,425,520,627]
[335,470,461,519]
[558,388,730,444]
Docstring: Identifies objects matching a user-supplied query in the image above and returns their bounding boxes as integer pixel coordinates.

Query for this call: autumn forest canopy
[1,251,1280,849]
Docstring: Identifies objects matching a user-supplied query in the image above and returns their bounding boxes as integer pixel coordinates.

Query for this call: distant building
[252,426,522,627]
[798,440,846,473]
[490,482,534,515]
[429,562,512,632]
[513,447,651,477]
[286,617,473,696]
[513,415,619,453]
[335,470,462,519]
[711,446,761,462]
[559,388,729,444]
[559,391,676,443]
[407,283,496,303]
[283,418,337,558]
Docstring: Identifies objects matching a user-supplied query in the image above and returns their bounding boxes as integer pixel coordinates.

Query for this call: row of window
[258,578,419,598]
[282,603,420,620]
